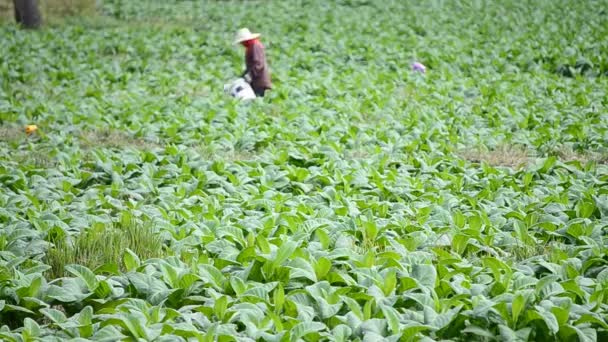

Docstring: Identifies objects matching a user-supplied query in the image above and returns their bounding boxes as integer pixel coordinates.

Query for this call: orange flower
[25,125,38,134]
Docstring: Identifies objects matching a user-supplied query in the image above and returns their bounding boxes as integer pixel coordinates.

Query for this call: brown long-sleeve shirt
[245,42,272,93]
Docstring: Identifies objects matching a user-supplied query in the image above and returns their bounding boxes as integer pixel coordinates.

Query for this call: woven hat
[234,28,261,44]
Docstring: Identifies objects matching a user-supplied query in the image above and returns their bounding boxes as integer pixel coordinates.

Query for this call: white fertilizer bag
[224,78,256,101]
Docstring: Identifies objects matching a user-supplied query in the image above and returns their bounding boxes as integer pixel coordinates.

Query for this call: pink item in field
[412,62,426,73]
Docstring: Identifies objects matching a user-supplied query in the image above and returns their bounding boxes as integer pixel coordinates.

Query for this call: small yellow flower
[25,125,38,134]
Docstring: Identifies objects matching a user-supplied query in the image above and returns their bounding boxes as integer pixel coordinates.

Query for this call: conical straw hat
[234,28,261,44]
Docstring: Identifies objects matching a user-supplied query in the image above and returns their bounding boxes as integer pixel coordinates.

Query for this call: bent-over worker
[234,28,272,97]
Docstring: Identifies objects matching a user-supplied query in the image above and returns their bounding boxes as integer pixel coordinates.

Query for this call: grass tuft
[46,217,164,279]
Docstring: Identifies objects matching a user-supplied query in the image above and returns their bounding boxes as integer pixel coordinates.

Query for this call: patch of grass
[0,125,57,167]
[42,0,97,17]
[553,146,608,164]
[506,241,570,264]
[79,129,159,150]
[14,150,57,168]
[345,149,371,160]
[3,125,160,152]
[460,144,608,168]
[458,144,531,168]
[508,243,550,262]
[223,150,259,162]
[0,0,97,24]
[0,125,26,144]
[46,217,164,279]
[196,145,259,162]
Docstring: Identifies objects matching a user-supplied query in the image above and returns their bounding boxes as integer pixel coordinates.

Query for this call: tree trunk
[13,0,42,29]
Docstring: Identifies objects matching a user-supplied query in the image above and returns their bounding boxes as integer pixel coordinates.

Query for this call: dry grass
[79,129,159,150]
[0,0,97,22]
[42,0,97,17]
[458,145,531,168]
[346,149,371,160]
[1,124,158,151]
[221,150,258,162]
[554,147,608,164]
[1,125,159,167]
[508,243,552,262]
[196,145,260,162]
[0,125,24,144]
[0,0,207,30]
[16,151,57,168]
[506,241,571,263]
[458,144,608,168]
[188,86,211,98]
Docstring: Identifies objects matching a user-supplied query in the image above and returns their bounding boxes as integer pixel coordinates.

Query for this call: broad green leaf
[559,324,597,342]
[273,240,298,268]
[95,279,112,298]
[77,306,94,338]
[230,276,247,296]
[381,305,401,334]
[40,308,67,324]
[199,264,226,290]
[288,257,317,282]
[46,280,90,303]
[289,321,326,341]
[257,235,271,254]
[363,299,373,320]
[273,283,285,313]
[92,325,127,342]
[527,307,559,334]
[383,269,397,296]
[330,324,352,342]
[462,325,497,340]
[576,200,596,219]
[512,293,526,324]
[411,264,437,289]
[498,325,531,342]
[214,296,228,321]
[203,323,217,342]
[342,296,364,320]
[359,318,387,336]
[575,314,608,330]
[65,264,99,292]
[314,257,332,281]
[453,210,466,228]
[160,262,179,288]
[123,248,141,271]
[429,305,462,330]
[121,312,151,340]
[23,318,41,338]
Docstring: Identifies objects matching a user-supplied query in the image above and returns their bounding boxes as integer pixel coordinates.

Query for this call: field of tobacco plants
[1,0,608,340]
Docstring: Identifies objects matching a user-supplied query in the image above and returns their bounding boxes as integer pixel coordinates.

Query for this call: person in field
[234,28,272,97]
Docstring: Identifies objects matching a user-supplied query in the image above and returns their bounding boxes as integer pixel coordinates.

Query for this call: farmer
[234,28,272,97]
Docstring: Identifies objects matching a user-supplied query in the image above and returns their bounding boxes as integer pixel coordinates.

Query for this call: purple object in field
[412,62,426,73]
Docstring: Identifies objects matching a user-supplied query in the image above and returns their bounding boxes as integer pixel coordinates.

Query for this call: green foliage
[1,0,608,340]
